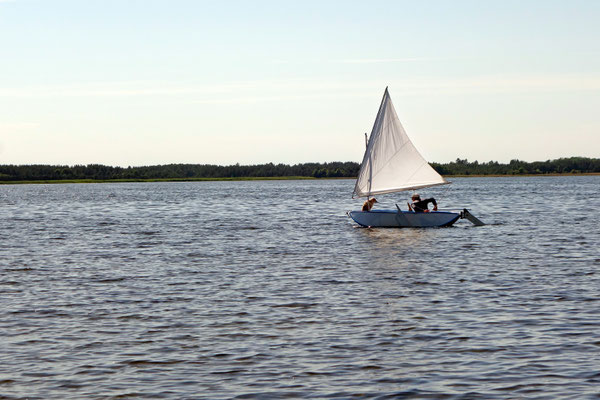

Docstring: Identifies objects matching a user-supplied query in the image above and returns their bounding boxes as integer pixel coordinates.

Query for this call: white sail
[352,88,448,198]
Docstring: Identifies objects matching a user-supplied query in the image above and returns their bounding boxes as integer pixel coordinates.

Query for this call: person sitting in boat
[362,197,377,212]
[408,194,438,213]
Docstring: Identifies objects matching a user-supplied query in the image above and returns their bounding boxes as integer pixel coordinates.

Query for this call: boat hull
[348,210,459,228]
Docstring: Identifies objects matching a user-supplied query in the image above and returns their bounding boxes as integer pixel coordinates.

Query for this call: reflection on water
[0,176,599,399]
[362,226,430,247]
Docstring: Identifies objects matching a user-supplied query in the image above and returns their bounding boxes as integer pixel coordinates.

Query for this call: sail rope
[434,181,452,205]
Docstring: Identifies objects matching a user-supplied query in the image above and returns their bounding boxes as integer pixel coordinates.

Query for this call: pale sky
[1,0,599,166]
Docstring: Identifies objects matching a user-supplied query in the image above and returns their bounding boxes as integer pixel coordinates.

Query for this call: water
[1,176,599,399]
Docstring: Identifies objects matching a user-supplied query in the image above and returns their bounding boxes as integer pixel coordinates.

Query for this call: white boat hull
[348,210,460,228]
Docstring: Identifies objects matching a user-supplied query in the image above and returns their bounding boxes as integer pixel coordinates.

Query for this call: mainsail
[352,88,448,198]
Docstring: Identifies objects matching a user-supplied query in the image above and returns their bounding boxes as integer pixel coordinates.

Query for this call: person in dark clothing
[408,194,438,212]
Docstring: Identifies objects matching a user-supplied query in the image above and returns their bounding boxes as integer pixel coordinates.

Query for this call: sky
[0,0,599,166]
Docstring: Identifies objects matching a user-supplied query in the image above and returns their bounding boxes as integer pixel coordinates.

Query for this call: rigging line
[433,181,452,205]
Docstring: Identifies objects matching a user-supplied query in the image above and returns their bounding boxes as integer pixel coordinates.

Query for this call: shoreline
[1,173,599,185]
[0,176,316,185]
[445,172,600,178]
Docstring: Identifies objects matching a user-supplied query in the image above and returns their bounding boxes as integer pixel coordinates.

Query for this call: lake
[1,176,599,399]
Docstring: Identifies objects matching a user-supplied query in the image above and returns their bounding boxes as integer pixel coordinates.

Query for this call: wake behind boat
[348,88,484,228]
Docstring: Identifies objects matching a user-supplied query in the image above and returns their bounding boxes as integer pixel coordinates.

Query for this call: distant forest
[0,157,598,182]
[430,157,600,176]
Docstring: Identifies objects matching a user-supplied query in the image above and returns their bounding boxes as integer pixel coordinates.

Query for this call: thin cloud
[396,75,600,95]
[0,122,39,130]
[193,92,366,105]
[270,58,438,65]
[1,75,599,102]
[0,80,373,99]
[337,58,436,64]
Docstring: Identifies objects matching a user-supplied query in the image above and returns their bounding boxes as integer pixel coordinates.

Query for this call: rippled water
[1,176,599,399]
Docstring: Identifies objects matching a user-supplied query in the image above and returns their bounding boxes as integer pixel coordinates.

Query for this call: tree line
[0,161,359,181]
[0,157,598,182]
[430,157,600,176]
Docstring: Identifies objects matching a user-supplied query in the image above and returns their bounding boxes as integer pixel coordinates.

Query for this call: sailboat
[348,88,483,228]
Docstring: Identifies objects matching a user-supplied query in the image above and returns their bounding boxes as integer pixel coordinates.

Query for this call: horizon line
[1,156,597,169]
